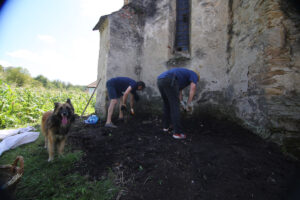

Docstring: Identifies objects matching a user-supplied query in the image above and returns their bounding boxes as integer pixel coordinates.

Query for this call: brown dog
[41,99,75,161]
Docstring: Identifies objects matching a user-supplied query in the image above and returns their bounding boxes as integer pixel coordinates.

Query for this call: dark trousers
[157,76,183,133]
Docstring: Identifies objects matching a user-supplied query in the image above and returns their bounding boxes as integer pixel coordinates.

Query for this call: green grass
[0,128,119,200]
[0,81,116,199]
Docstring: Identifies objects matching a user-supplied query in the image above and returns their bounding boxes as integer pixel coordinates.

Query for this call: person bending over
[105,77,145,128]
[157,68,199,139]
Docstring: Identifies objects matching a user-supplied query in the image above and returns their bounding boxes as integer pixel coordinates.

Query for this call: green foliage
[34,75,49,88]
[1,65,86,90]
[0,80,95,129]
[0,66,111,200]
[0,135,119,200]
[4,67,31,87]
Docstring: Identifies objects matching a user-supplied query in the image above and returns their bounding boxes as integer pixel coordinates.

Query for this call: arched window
[175,0,190,52]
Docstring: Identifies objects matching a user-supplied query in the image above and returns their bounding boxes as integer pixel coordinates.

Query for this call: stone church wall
[94,0,300,158]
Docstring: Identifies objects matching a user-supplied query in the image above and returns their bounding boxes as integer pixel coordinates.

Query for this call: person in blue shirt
[105,77,145,128]
[157,68,199,139]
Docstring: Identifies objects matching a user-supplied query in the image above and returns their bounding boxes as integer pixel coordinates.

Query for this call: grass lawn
[0,126,119,200]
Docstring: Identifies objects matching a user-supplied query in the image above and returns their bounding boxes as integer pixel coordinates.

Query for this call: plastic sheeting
[0,127,40,156]
[0,126,36,141]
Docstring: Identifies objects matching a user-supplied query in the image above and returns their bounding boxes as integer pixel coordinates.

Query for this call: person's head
[137,81,146,90]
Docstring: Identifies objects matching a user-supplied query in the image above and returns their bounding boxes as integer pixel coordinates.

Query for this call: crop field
[0,80,95,129]
[0,80,117,200]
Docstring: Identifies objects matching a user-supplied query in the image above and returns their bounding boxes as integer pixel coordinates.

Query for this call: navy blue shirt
[158,68,198,90]
[107,77,138,97]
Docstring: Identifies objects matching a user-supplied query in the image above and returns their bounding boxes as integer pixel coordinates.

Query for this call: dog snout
[61,111,68,116]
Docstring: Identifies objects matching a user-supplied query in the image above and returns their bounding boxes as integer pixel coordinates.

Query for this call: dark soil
[68,114,300,200]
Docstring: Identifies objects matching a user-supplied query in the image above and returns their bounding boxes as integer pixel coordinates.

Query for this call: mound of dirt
[68,114,299,200]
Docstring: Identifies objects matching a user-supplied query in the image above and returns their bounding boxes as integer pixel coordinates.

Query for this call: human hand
[130,108,135,115]
[180,101,187,111]
[186,102,193,112]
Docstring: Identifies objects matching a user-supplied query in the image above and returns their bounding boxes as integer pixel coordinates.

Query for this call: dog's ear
[66,98,75,112]
[66,99,71,104]
[54,102,60,113]
[54,102,59,109]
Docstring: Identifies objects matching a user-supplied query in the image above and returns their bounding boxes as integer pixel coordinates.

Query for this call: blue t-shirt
[108,77,138,96]
[158,68,198,90]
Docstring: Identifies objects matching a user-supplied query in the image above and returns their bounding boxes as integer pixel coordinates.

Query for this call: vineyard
[0,80,95,129]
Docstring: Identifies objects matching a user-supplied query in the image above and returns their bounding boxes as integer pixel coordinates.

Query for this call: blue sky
[0,0,123,85]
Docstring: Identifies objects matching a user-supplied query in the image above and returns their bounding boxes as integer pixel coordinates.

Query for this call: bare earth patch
[68,114,299,200]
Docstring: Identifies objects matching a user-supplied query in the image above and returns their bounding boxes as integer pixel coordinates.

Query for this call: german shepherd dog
[41,99,75,161]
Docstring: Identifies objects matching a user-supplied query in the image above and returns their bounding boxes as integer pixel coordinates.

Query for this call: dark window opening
[175,0,190,52]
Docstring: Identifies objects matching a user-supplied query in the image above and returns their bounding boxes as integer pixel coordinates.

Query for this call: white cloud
[5,36,98,85]
[37,34,56,44]
[7,49,40,63]
[80,0,123,19]
[0,60,13,67]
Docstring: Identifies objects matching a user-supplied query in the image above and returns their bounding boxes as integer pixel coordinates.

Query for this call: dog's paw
[48,157,54,162]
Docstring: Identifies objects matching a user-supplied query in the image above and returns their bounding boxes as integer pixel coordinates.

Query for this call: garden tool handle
[81,79,101,118]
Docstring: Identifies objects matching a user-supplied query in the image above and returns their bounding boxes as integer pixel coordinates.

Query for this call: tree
[34,75,49,88]
[5,67,31,86]
[0,65,4,79]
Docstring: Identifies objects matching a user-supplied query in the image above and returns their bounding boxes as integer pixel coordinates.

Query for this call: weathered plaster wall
[190,0,229,89]
[94,0,300,158]
[140,0,173,99]
[107,8,141,79]
[95,4,144,116]
[226,0,270,138]
[189,0,230,109]
[95,17,109,116]
[140,0,230,104]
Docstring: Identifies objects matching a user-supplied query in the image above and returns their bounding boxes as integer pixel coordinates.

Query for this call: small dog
[41,99,75,161]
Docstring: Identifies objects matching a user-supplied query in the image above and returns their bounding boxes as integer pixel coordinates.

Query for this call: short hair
[137,81,145,89]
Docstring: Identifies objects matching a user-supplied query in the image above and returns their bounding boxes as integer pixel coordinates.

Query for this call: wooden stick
[80,79,101,118]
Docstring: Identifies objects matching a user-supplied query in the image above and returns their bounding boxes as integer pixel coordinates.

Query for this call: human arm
[129,93,135,115]
[185,82,196,112]
[179,90,186,110]
[179,90,183,101]
[121,86,132,109]
[130,93,134,108]
[187,82,196,104]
